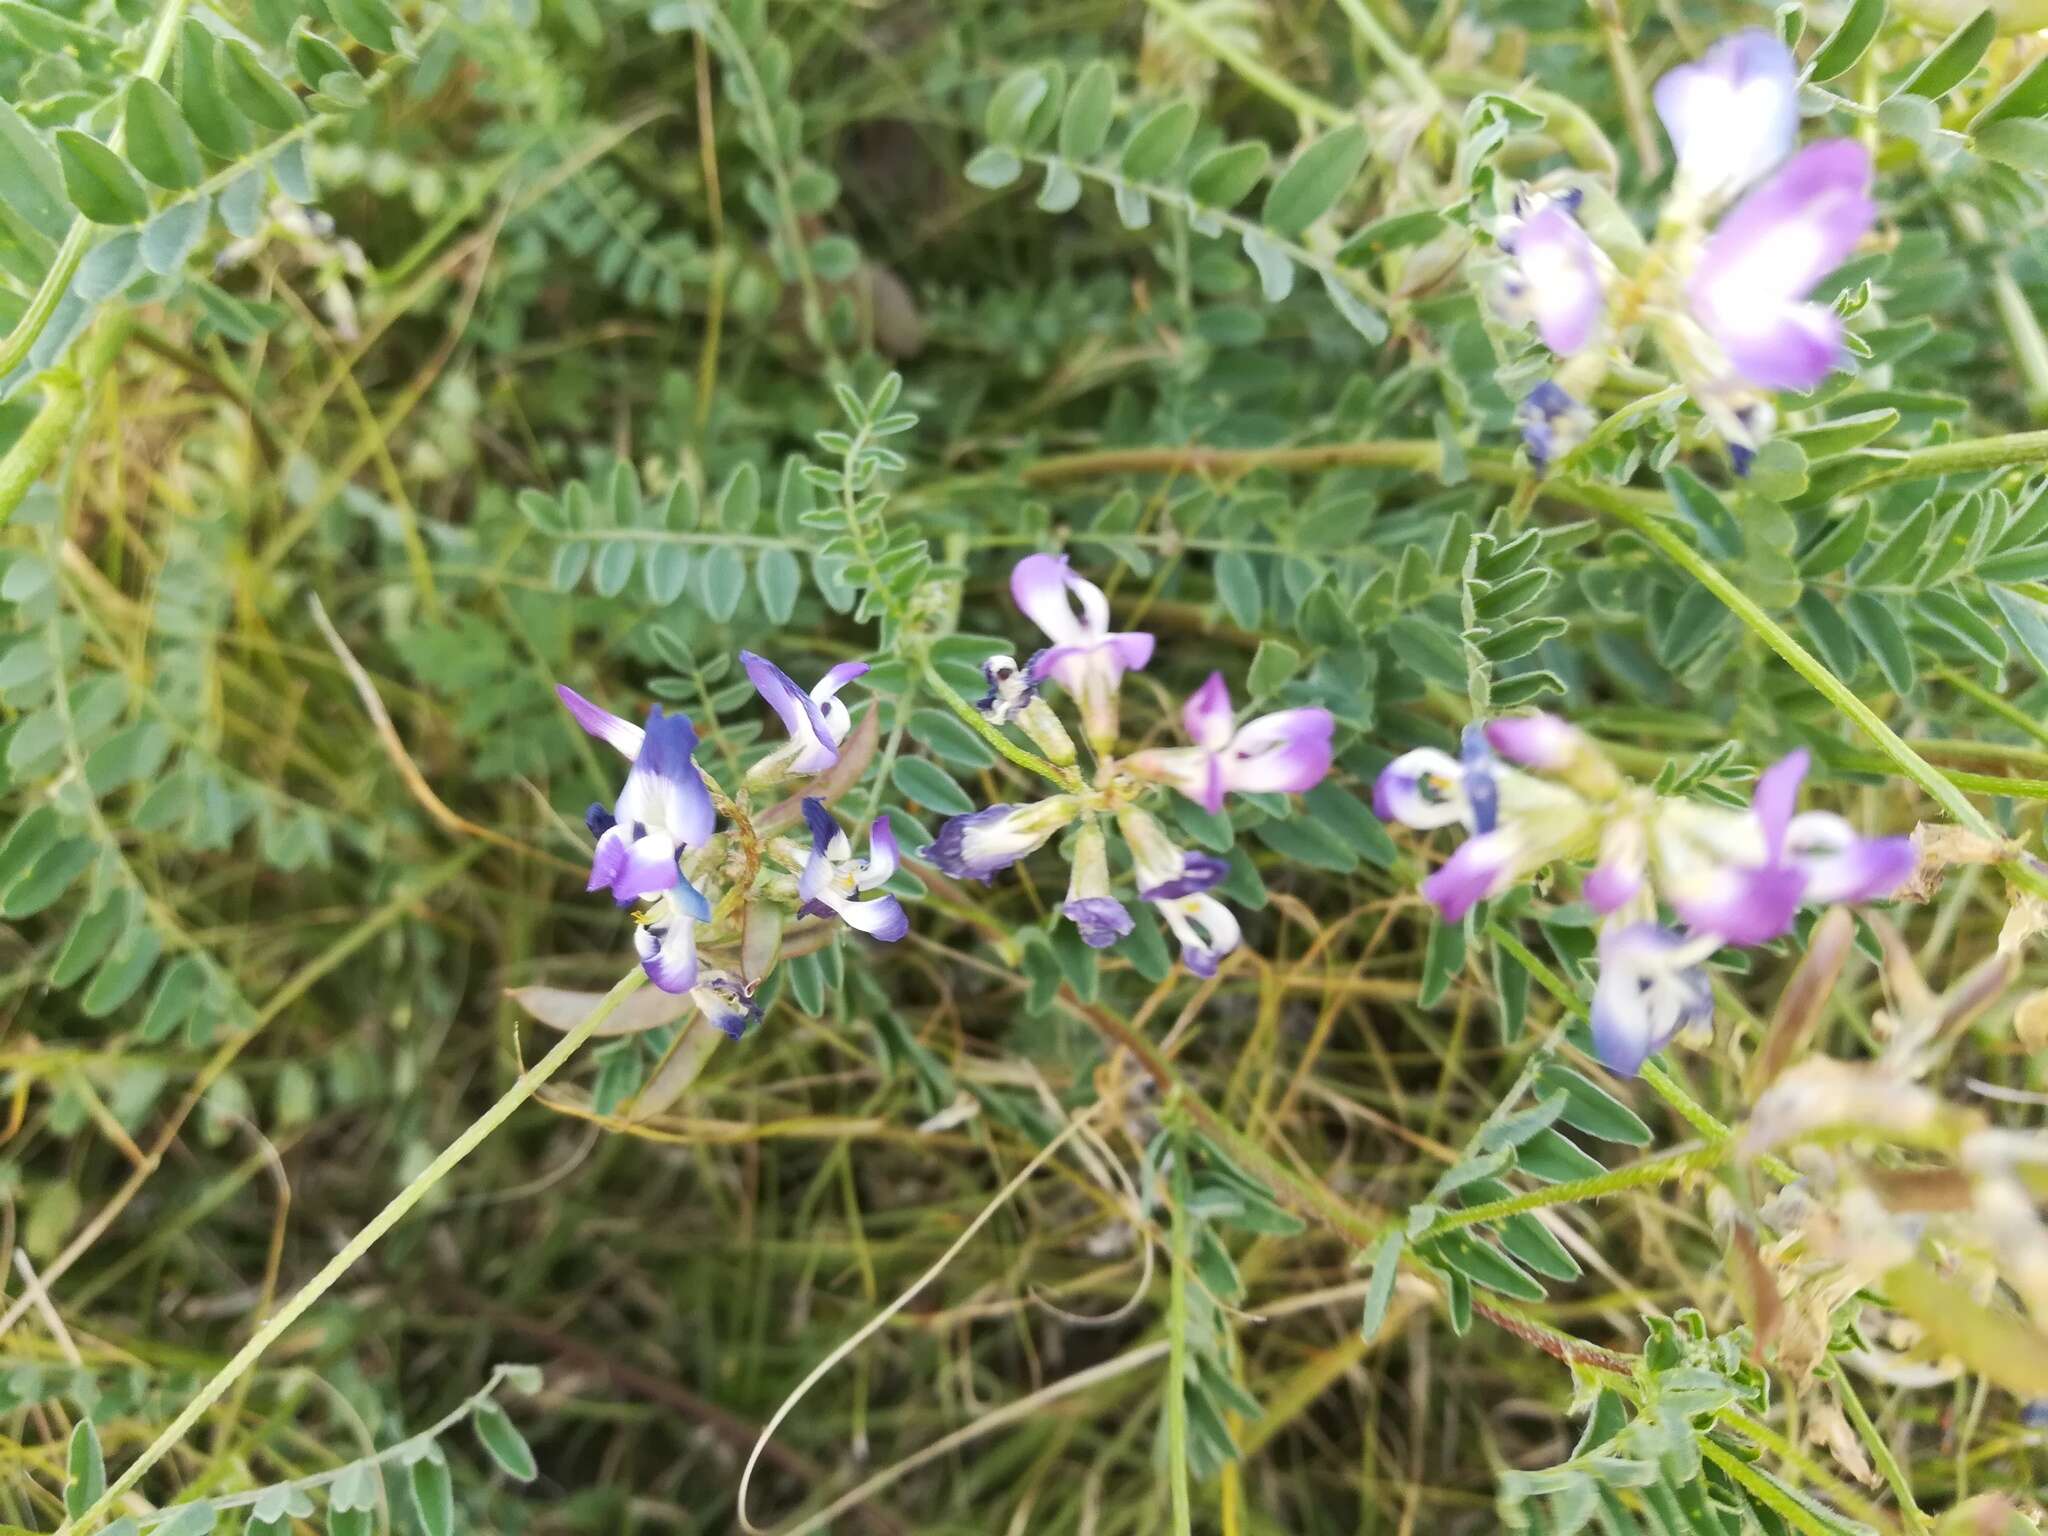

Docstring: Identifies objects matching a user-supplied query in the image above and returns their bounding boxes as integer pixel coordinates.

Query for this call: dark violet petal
[1064,895,1134,949]
[801,796,839,854]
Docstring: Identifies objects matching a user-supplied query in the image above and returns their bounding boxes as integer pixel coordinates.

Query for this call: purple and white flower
[976,653,1039,726]
[689,971,762,1040]
[741,651,870,780]
[796,798,909,941]
[1654,28,1799,211]
[1590,922,1717,1076]
[1062,821,1133,949]
[1500,198,1607,356]
[921,796,1082,884]
[1124,673,1335,814]
[634,883,715,994]
[1687,140,1876,394]
[558,685,717,905]
[1011,555,1154,751]
[1518,382,1596,473]
[1119,808,1230,901]
[1157,893,1242,977]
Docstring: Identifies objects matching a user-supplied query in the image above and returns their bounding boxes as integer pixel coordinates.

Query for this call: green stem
[1824,1364,1930,1536]
[1165,1136,1194,1536]
[0,0,191,379]
[1423,1143,1722,1234]
[916,653,1080,791]
[1136,0,1349,125]
[1566,477,2048,901]
[1329,0,1439,108]
[1698,1441,1850,1536]
[132,1366,526,1527]
[55,966,648,1536]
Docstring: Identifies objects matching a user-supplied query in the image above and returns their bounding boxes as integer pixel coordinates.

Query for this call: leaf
[290,21,357,87]
[1796,503,1871,575]
[1359,1228,1404,1340]
[1843,592,1914,693]
[1058,59,1115,159]
[1662,467,1741,559]
[719,462,761,528]
[1118,99,1197,180]
[65,1420,105,1518]
[1898,7,1994,100]
[1970,52,2048,131]
[1214,550,1261,627]
[1536,1065,1653,1144]
[0,101,72,241]
[1975,117,2048,172]
[1808,0,1885,82]
[1262,124,1369,235]
[176,21,248,159]
[1987,583,2048,675]
[1430,1232,1547,1300]
[157,1502,217,1535]
[1321,269,1387,343]
[700,545,745,621]
[219,39,307,133]
[141,198,209,275]
[891,756,974,816]
[76,233,143,301]
[124,79,204,190]
[1187,140,1269,208]
[642,544,690,604]
[1918,588,2006,667]
[473,1402,538,1481]
[327,0,399,51]
[1241,230,1293,302]
[1856,498,1934,585]
[984,67,1049,146]
[590,539,635,597]
[1247,638,1302,696]
[1035,160,1081,213]
[83,923,163,1017]
[55,131,151,225]
[408,1453,455,1536]
[963,146,1022,189]
[218,167,265,236]
[274,140,315,202]
[755,546,801,622]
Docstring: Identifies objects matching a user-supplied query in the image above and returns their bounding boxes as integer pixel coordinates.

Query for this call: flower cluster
[557,646,904,1038]
[1499,29,1877,472]
[920,555,1337,976]
[1375,715,1915,1076]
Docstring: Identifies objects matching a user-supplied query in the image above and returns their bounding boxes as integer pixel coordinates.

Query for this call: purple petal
[801,797,839,856]
[1123,745,1223,813]
[693,975,759,1039]
[557,684,645,760]
[634,903,699,994]
[1786,813,1916,905]
[1140,850,1231,902]
[859,815,901,889]
[1519,382,1594,472]
[1483,713,1579,771]
[1668,862,1807,947]
[742,651,838,774]
[833,891,909,941]
[813,661,870,702]
[624,707,717,848]
[1583,860,1644,915]
[1420,831,1519,921]
[1011,554,1087,645]
[602,830,681,906]
[1590,924,1713,1077]
[1107,631,1155,673]
[1372,748,1468,829]
[1690,140,1876,392]
[1514,204,1605,356]
[1182,672,1235,750]
[1064,895,1135,949]
[1751,749,1809,859]
[1653,28,1799,203]
[919,802,1070,884]
[672,873,712,923]
[1220,708,1335,799]
[588,823,631,896]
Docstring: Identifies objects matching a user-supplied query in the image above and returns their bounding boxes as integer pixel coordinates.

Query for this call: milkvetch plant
[12,0,2048,1533]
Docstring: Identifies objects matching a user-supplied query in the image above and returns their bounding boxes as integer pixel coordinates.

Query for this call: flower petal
[1420,829,1520,921]
[1590,923,1714,1077]
[1654,28,1799,205]
[1514,203,1605,356]
[1785,813,1916,905]
[1063,895,1134,948]
[1182,672,1235,751]
[1751,749,1809,859]
[1667,860,1807,947]
[858,815,901,890]
[920,798,1077,883]
[1220,708,1335,798]
[557,684,646,760]
[812,661,871,702]
[1689,140,1875,391]
[1011,554,1088,645]
[1122,745,1223,813]
[743,651,839,774]
[634,900,700,994]
[1372,748,1469,829]
[1483,713,1581,772]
